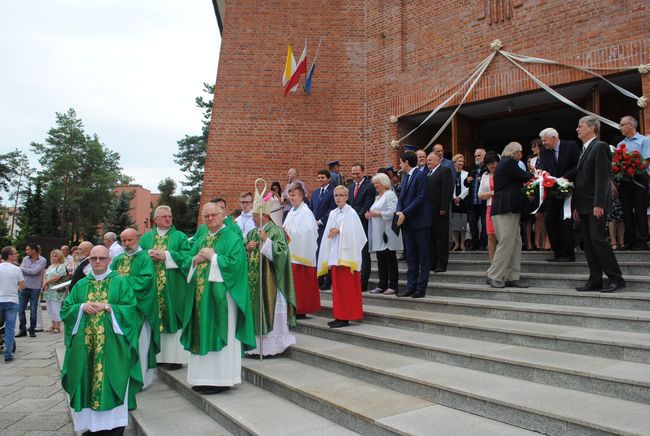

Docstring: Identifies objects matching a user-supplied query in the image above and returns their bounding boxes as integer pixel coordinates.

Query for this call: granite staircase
[130,250,650,435]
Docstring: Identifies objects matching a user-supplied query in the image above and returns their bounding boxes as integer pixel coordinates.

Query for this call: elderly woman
[478,151,500,261]
[317,185,367,328]
[486,142,533,288]
[365,173,402,295]
[451,154,469,251]
[42,249,68,333]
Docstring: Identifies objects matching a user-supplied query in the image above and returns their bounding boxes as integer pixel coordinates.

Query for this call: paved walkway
[0,310,74,435]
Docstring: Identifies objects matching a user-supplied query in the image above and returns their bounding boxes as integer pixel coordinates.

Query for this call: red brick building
[203,1,649,206]
[113,185,160,233]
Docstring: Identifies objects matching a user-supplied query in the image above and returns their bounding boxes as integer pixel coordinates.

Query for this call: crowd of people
[0,114,647,435]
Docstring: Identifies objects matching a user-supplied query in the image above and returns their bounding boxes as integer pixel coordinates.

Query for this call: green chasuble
[191,216,242,249]
[244,222,296,335]
[110,250,160,368]
[180,224,256,355]
[61,272,142,411]
[140,226,191,334]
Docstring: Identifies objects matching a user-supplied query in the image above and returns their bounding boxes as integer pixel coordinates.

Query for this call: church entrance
[397,72,643,163]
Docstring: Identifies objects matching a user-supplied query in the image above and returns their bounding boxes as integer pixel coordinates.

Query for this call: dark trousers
[620,177,649,247]
[18,288,40,334]
[467,203,487,248]
[430,212,450,269]
[360,240,371,292]
[579,214,622,284]
[545,197,575,258]
[403,226,431,292]
[376,249,398,290]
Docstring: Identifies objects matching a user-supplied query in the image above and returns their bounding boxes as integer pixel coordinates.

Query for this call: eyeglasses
[89,256,109,262]
[620,122,631,126]
[240,200,252,204]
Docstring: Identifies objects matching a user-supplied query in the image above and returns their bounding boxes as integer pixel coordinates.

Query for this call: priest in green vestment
[140,205,191,370]
[244,193,296,356]
[180,202,256,394]
[191,197,242,248]
[111,228,159,389]
[61,245,142,434]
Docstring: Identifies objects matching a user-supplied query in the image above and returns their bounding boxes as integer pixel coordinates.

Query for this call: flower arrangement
[612,144,646,182]
[525,170,573,203]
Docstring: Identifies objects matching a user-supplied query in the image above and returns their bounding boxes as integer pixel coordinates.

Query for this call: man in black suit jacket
[68,241,93,289]
[572,116,624,293]
[396,151,432,298]
[347,163,377,292]
[311,169,337,289]
[538,128,581,262]
[426,153,453,272]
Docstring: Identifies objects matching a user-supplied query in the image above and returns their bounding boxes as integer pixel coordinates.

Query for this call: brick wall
[204,0,649,208]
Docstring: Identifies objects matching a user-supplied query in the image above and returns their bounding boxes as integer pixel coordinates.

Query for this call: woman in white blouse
[365,173,403,295]
[451,154,469,251]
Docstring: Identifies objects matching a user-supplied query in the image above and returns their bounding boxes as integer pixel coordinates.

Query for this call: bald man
[69,241,94,290]
[111,228,158,389]
[62,245,141,434]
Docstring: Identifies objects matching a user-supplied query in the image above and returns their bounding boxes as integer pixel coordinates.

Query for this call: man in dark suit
[427,152,453,272]
[311,169,337,289]
[433,143,456,186]
[538,127,581,262]
[464,148,487,250]
[347,163,376,292]
[396,151,432,298]
[572,116,625,293]
[69,241,93,289]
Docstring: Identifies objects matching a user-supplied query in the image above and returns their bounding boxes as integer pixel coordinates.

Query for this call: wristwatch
[104,304,109,311]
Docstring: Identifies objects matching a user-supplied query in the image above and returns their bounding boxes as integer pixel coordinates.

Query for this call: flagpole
[254,178,267,361]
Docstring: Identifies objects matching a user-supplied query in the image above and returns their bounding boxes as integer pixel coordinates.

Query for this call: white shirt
[236,211,256,236]
[582,136,596,151]
[0,262,24,304]
[109,241,124,260]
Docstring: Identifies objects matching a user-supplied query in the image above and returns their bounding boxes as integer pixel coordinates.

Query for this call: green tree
[105,190,135,234]
[174,82,214,222]
[156,177,197,235]
[15,178,45,243]
[30,108,130,241]
[0,149,33,236]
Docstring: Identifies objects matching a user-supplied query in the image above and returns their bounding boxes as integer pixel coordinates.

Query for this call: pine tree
[105,191,135,234]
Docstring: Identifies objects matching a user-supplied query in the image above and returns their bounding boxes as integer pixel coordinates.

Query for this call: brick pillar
[640,74,650,135]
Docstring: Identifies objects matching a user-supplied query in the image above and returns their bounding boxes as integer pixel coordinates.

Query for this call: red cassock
[291,264,321,314]
[331,266,363,321]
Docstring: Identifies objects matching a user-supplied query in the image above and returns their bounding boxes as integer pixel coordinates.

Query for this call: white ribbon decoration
[530,170,545,215]
[563,194,572,220]
[423,51,497,151]
[499,51,621,130]
[396,52,495,146]
[501,50,642,102]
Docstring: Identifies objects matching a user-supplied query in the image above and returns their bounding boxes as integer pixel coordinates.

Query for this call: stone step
[326,291,650,333]
[281,332,650,435]
[295,317,650,404]
[156,366,357,435]
[367,269,650,292]
[384,281,650,311]
[443,250,650,262]
[241,356,539,436]
[317,301,650,363]
[449,259,650,275]
[130,375,232,436]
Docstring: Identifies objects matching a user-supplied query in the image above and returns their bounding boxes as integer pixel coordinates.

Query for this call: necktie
[320,187,325,200]
[428,170,433,176]
[554,149,558,162]
[403,173,410,191]
[354,182,361,200]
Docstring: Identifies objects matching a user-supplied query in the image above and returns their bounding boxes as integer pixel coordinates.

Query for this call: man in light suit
[311,169,337,289]
[427,152,453,273]
[538,127,581,262]
[572,116,624,293]
[347,164,376,293]
[396,151,432,298]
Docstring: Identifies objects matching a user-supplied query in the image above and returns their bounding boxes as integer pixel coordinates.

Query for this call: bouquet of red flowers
[612,144,645,182]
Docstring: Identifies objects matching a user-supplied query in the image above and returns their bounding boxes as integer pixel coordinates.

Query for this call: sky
[0,1,221,200]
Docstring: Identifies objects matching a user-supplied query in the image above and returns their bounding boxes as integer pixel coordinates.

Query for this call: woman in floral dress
[42,249,68,333]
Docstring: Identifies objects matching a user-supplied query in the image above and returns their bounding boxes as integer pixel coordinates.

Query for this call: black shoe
[396,289,416,297]
[192,385,230,395]
[411,291,425,298]
[4,356,14,362]
[34,328,44,333]
[29,332,36,338]
[167,363,182,371]
[328,319,350,328]
[505,280,529,288]
[575,282,603,292]
[485,278,505,288]
[601,280,626,293]
[16,331,27,338]
[631,243,649,251]
[433,267,446,273]
[295,314,308,320]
